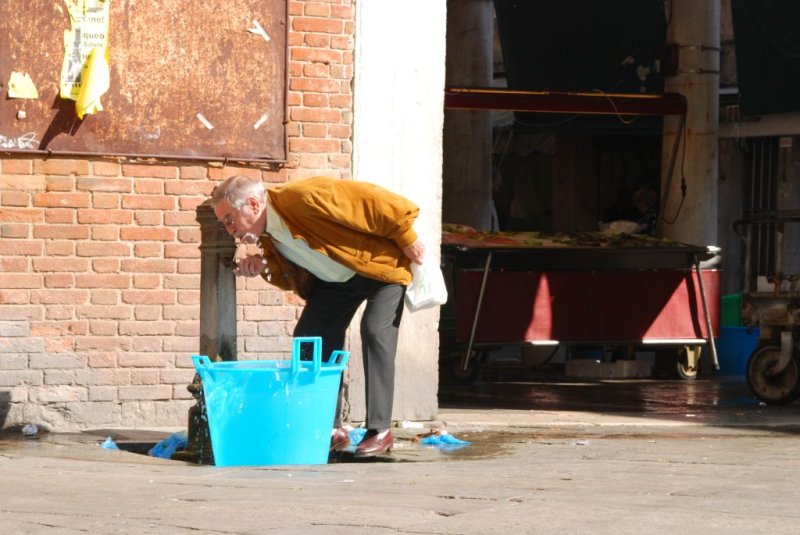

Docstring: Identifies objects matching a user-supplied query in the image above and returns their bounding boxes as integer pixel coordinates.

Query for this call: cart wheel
[746,345,800,405]
[676,345,701,380]
[451,350,481,384]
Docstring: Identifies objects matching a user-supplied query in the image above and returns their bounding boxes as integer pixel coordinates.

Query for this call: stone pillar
[351,0,447,424]
[173,200,237,464]
[659,0,721,247]
[442,0,494,230]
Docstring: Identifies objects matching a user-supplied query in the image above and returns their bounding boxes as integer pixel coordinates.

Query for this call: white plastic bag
[405,261,448,311]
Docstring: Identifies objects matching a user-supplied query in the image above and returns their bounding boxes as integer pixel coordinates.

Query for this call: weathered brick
[132,337,163,352]
[0,274,41,289]
[0,175,45,190]
[0,290,31,305]
[77,209,132,224]
[44,208,73,223]
[118,321,174,336]
[290,78,342,94]
[164,243,200,259]
[77,305,133,319]
[36,159,90,176]
[133,305,161,321]
[76,242,131,257]
[0,258,28,273]
[33,224,90,239]
[118,353,173,368]
[88,386,118,401]
[33,192,90,208]
[133,211,162,225]
[292,16,344,34]
[64,401,121,424]
[122,164,178,179]
[130,370,159,385]
[164,274,198,289]
[177,259,201,274]
[1,223,29,239]
[76,274,130,289]
[92,258,121,273]
[75,368,117,386]
[44,273,74,288]
[2,159,33,174]
[304,2,331,17]
[134,243,162,258]
[31,289,89,305]
[2,190,30,206]
[120,258,175,273]
[92,193,121,208]
[179,166,207,179]
[90,290,119,305]
[134,179,163,194]
[120,227,174,241]
[74,336,132,351]
[164,181,214,196]
[291,47,342,64]
[44,241,77,256]
[0,370,43,386]
[0,208,44,223]
[29,386,87,403]
[92,161,122,176]
[92,226,119,241]
[133,274,161,289]
[76,177,132,192]
[0,354,29,369]
[121,290,176,305]
[29,353,84,369]
[121,195,175,210]
[88,352,117,368]
[44,369,77,385]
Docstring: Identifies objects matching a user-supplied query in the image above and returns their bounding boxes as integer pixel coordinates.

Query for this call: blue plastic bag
[148,430,189,459]
[100,436,119,450]
[420,432,471,451]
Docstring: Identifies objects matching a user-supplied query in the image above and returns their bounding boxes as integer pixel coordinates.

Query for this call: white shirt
[265,200,355,283]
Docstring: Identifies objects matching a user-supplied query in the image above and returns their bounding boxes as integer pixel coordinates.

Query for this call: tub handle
[292,337,322,376]
[191,355,216,384]
[328,350,350,367]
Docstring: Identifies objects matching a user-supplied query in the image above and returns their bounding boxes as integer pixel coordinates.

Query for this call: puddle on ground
[0,427,509,465]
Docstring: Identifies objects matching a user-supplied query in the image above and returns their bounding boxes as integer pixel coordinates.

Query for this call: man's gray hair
[211,175,266,209]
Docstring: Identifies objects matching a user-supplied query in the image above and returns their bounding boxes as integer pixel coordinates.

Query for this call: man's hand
[234,254,267,277]
[402,240,425,265]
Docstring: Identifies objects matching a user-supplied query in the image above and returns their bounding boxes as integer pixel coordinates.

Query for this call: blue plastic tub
[715,326,760,377]
[192,337,349,467]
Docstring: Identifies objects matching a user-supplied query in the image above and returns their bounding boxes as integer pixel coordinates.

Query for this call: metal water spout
[172,200,237,464]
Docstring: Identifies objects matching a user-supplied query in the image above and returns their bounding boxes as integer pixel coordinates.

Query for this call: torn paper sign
[60,0,111,103]
[75,47,110,119]
[7,72,39,99]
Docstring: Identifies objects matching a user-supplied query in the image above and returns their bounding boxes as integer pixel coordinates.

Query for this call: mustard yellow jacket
[259,177,420,293]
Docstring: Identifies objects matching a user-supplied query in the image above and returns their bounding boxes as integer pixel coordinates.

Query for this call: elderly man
[211,175,424,457]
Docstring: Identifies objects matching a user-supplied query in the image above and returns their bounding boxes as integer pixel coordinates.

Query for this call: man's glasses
[221,212,238,228]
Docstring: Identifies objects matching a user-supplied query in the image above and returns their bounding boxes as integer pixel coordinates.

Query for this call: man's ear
[247,196,261,213]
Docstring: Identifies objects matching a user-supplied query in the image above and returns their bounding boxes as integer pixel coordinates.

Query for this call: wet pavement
[3,374,800,533]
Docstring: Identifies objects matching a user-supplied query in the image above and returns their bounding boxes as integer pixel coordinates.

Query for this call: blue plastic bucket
[715,326,760,377]
[192,337,349,467]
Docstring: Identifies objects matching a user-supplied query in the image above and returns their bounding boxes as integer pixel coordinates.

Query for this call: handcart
[440,225,721,382]
[734,210,800,404]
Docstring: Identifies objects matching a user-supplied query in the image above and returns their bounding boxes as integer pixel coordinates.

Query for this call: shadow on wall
[0,390,10,430]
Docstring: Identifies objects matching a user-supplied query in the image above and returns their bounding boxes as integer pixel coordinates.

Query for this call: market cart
[441,225,721,381]
[734,210,800,404]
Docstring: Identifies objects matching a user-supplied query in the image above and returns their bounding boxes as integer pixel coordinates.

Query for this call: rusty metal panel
[0,0,287,162]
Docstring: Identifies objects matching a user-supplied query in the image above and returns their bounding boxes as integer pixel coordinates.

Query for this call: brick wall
[0,0,355,431]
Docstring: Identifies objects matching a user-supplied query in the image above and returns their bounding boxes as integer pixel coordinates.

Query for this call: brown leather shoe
[330,427,350,452]
[354,429,393,457]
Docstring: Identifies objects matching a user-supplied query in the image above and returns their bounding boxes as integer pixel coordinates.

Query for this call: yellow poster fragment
[7,72,39,99]
[60,0,111,117]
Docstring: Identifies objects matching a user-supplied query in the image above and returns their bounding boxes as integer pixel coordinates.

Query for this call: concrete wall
[0,0,445,431]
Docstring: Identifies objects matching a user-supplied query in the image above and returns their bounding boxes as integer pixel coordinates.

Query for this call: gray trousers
[293,274,406,430]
